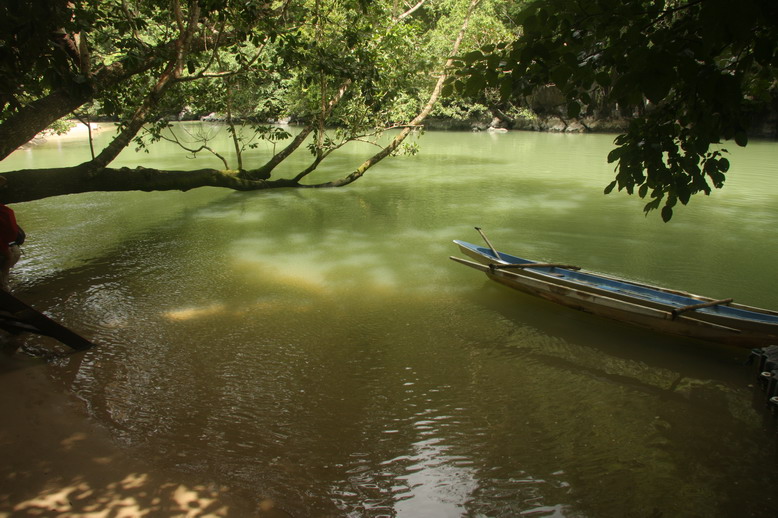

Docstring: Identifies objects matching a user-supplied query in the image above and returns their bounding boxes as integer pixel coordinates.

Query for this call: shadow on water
[9,214,777,517]
[450,281,778,517]
[459,279,753,407]
[0,351,272,517]
[4,129,778,517]
[466,279,750,365]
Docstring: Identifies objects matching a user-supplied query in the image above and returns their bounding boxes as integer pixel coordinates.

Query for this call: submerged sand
[3,123,248,516]
[1,124,295,517]
[0,351,261,517]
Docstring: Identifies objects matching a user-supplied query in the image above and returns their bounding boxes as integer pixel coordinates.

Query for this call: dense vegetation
[1,0,775,218]
[454,0,778,219]
[0,0,503,202]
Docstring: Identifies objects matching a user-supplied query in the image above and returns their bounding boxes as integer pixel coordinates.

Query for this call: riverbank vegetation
[1,0,776,219]
[453,0,778,220]
[0,0,500,202]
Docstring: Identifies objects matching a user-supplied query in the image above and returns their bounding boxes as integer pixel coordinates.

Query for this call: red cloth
[0,204,19,252]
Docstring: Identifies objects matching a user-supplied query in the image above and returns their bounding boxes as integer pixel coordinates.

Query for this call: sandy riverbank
[28,122,114,145]
[0,349,261,517]
[2,121,261,517]
[7,120,230,515]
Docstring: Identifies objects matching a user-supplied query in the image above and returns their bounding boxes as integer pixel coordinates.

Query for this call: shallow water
[4,125,778,516]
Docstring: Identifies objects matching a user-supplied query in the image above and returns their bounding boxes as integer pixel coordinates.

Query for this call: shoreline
[0,350,255,516]
[27,122,114,146]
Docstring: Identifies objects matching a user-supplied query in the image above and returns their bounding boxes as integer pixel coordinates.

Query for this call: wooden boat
[451,238,778,349]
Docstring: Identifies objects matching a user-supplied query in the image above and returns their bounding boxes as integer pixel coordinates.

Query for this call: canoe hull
[451,243,778,349]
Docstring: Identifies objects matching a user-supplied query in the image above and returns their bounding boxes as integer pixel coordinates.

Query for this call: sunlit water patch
[4,127,778,516]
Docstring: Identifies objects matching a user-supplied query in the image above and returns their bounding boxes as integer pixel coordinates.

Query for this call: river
[3,124,778,516]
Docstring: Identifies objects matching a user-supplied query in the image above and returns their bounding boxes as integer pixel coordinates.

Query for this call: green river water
[2,124,778,516]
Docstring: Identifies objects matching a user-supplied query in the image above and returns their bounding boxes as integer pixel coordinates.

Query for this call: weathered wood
[671,298,734,319]
[455,239,776,324]
[475,227,502,262]
[490,262,582,271]
[0,291,94,351]
[450,252,776,349]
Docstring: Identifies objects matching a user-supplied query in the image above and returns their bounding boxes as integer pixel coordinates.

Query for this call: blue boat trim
[454,240,778,325]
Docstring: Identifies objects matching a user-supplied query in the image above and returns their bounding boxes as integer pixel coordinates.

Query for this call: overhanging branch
[0,166,300,204]
[310,0,482,188]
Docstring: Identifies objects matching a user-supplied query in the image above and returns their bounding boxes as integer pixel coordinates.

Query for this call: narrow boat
[451,235,778,349]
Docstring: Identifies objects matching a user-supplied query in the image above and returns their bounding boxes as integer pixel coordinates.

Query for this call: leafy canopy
[453,0,778,220]
[1,0,524,203]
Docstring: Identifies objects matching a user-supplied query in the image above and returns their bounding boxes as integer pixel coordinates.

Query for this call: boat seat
[671,298,733,319]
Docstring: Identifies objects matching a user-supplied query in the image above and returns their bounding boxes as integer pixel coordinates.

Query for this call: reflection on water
[4,127,778,516]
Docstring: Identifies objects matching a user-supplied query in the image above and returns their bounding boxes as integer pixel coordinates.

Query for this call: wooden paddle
[475,227,581,271]
[474,227,503,262]
[671,298,734,319]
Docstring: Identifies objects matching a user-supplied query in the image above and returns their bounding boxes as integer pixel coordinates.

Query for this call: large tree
[0,0,487,203]
[453,0,778,220]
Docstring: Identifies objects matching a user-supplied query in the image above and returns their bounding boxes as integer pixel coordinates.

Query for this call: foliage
[0,1,82,112]
[0,0,511,203]
[453,0,778,220]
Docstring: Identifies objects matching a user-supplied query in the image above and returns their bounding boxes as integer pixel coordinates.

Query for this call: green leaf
[677,184,691,205]
[644,198,661,213]
[484,68,499,86]
[464,75,486,96]
[643,72,671,104]
[499,76,513,100]
[523,14,539,33]
[607,147,622,163]
[661,206,673,222]
[551,65,572,87]
[734,130,748,147]
[604,180,617,194]
[486,53,501,70]
[708,170,725,188]
[461,50,484,64]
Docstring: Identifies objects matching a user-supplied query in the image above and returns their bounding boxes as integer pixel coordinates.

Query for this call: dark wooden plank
[490,262,582,271]
[0,291,95,351]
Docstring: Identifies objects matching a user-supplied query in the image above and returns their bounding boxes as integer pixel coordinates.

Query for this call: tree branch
[244,79,353,180]
[0,165,306,204]
[84,2,202,170]
[394,0,427,22]
[310,0,482,188]
[0,28,237,161]
[157,130,230,169]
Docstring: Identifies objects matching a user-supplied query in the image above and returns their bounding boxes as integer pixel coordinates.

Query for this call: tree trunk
[0,32,231,161]
[0,166,299,204]
[0,4,478,203]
